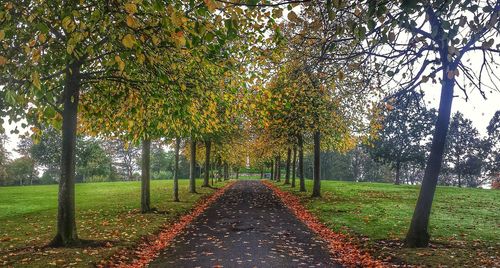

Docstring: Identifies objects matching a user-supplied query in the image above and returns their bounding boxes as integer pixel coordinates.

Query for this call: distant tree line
[1,106,499,189]
[300,106,499,188]
[0,126,195,186]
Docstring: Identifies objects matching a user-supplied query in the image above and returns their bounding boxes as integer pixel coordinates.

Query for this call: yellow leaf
[32,48,41,62]
[115,55,125,71]
[62,17,71,29]
[0,30,4,41]
[152,35,160,46]
[172,31,186,48]
[272,9,283,18]
[118,61,125,72]
[287,11,300,22]
[38,33,46,43]
[137,53,145,65]
[204,0,217,12]
[126,16,139,28]
[337,70,345,80]
[122,34,136,48]
[0,55,7,65]
[32,72,41,89]
[61,17,75,32]
[124,3,137,14]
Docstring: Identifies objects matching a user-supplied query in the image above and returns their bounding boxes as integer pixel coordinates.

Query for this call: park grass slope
[273,179,500,267]
[0,179,228,267]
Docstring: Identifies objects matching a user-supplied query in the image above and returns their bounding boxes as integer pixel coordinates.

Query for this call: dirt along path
[149,180,340,268]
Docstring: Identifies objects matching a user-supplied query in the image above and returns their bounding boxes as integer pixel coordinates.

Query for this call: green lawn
[0,179,228,267]
[274,179,500,267]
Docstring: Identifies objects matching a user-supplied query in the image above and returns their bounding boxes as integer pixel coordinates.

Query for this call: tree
[444,112,482,187]
[254,7,380,198]
[173,138,181,202]
[484,111,500,186]
[189,139,197,193]
[0,134,10,185]
[284,147,291,185]
[141,140,151,213]
[102,140,140,181]
[5,157,36,185]
[0,0,196,246]
[316,0,500,247]
[29,127,62,181]
[202,140,211,187]
[76,138,112,182]
[369,98,436,185]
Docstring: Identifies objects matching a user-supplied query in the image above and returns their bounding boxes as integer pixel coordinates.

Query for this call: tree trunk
[275,155,281,182]
[202,140,211,187]
[217,158,222,182]
[284,148,291,185]
[298,135,306,192]
[51,63,80,247]
[141,139,151,213]
[260,168,264,179]
[223,162,229,180]
[189,138,197,193]
[270,160,274,181]
[311,131,321,197]
[173,138,180,202]
[395,161,401,185]
[291,146,297,188]
[405,71,455,248]
[236,168,239,180]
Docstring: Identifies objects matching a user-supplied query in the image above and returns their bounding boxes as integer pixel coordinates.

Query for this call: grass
[273,179,500,267]
[0,179,228,267]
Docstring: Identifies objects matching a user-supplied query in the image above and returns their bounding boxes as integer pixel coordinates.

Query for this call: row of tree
[241,0,500,249]
[0,126,249,186]
[1,0,499,251]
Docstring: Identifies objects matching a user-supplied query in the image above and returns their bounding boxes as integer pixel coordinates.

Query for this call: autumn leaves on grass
[263,181,387,268]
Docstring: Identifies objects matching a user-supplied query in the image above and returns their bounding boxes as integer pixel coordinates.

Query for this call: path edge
[100,181,236,268]
[262,180,389,268]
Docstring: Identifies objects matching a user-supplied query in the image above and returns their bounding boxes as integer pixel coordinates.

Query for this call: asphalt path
[149,180,340,268]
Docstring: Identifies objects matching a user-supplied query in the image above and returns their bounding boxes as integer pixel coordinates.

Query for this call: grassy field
[273,179,500,267]
[0,179,228,267]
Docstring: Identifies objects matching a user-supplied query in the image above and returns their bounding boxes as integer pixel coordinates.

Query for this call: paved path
[149,180,340,268]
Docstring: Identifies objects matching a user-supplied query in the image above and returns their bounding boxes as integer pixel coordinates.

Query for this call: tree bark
[291,146,297,188]
[141,139,151,213]
[298,135,306,192]
[395,161,401,185]
[270,160,274,181]
[311,131,321,197]
[223,162,229,180]
[236,168,239,180]
[217,158,222,182]
[202,140,211,187]
[173,138,180,202]
[189,138,197,193]
[405,71,455,248]
[51,62,81,247]
[284,148,291,185]
[260,168,264,179]
[275,155,281,182]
